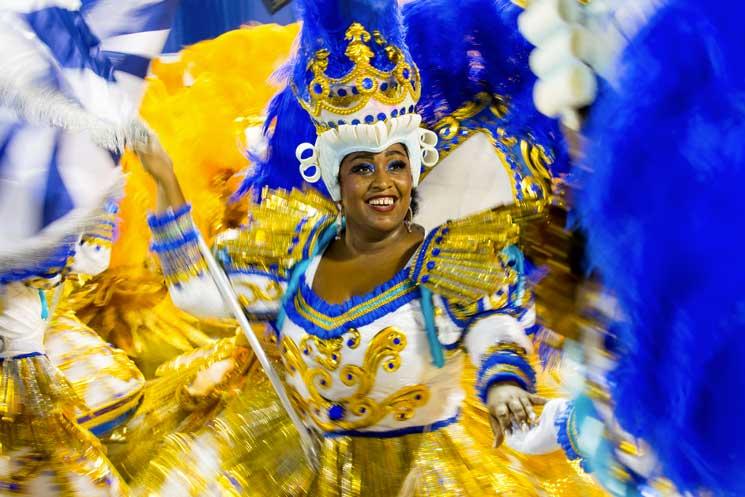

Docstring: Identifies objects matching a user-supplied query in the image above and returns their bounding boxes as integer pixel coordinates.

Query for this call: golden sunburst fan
[60,268,234,378]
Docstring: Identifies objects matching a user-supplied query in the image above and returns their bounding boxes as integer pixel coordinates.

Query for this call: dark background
[164,0,296,52]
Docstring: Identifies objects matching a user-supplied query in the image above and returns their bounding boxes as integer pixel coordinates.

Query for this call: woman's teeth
[368,197,395,206]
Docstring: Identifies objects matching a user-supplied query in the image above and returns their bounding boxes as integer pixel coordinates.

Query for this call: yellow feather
[113,22,300,269]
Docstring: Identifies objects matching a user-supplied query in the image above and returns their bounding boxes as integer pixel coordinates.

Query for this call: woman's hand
[135,133,187,210]
[184,357,237,398]
[136,134,175,184]
[487,382,546,447]
[180,346,252,410]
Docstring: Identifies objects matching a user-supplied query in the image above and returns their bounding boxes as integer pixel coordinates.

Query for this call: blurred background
[163,0,296,51]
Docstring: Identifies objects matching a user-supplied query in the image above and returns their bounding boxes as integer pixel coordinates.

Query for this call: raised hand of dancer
[487,382,546,447]
[136,133,187,212]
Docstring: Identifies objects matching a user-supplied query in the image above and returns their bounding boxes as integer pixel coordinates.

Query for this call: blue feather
[232,86,319,201]
[403,0,569,175]
[403,0,530,123]
[236,0,569,199]
[579,1,745,494]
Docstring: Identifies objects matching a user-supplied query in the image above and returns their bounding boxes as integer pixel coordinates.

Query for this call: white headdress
[292,22,439,201]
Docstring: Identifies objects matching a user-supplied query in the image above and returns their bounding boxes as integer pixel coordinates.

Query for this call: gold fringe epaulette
[215,187,337,279]
[410,200,546,304]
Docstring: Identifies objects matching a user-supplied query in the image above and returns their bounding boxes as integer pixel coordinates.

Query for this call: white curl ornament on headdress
[296,114,438,200]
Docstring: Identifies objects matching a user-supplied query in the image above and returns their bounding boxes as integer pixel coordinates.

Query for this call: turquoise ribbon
[573,394,642,497]
[276,220,445,368]
[276,222,339,332]
[38,289,49,320]
[420,286,445,368]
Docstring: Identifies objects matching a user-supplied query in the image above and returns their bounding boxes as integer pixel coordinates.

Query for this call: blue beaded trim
[320,105,416,130]
[476,349,536,403]
[150,230,198,253]
[283,268,418,339]
[146,203,191,229]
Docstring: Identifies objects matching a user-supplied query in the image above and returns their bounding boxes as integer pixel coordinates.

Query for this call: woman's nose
[371,160,393,188]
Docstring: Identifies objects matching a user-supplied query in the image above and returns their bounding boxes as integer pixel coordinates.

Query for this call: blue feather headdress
[578,1,745,494]
[238,0,567,201]
[242,0,438,202]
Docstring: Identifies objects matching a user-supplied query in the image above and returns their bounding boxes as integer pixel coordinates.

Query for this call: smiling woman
[339,144,415,235]
[129,0,607,495]
[312,144,424,305]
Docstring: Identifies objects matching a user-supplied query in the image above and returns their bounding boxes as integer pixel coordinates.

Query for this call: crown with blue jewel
[292,13,437,202]
[296,22,422,133]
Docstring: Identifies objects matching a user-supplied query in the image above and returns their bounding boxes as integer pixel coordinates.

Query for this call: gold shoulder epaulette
[410,200,545,303]
[215,188,337,279]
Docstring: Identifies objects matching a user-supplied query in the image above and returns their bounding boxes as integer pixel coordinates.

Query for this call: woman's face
[338,143,413,236]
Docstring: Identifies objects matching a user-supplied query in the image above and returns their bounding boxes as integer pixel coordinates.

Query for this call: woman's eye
[388,160,407,171]
[351,163,374,174]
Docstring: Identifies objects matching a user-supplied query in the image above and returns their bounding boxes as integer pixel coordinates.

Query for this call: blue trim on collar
[409,228,440,283]
[323,412,459,439]
[283,268,418,339]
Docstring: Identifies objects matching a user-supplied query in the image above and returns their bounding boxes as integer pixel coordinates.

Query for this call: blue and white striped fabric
[0,1,179,282]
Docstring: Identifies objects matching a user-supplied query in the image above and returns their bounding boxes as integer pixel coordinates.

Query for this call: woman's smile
[366,195,398,212]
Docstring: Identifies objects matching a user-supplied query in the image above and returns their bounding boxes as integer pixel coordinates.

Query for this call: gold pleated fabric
[131,374,313,497]
[0,354,128,496]
[132,365,608,497]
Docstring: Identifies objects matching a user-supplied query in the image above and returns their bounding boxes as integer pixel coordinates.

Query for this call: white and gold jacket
[149,188,541,437]
[0,202,144,435]
[0,204,116,358]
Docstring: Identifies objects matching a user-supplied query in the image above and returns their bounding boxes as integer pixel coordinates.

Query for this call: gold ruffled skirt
[117,336,253,480]
[45,312,145,437]
[0,353,127,496]
[131,360,606,497]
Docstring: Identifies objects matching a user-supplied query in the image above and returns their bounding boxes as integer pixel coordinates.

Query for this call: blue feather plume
[404,0,568,175]
[236,0,568,199]
[403,0,530,122]
[578,1,745,494]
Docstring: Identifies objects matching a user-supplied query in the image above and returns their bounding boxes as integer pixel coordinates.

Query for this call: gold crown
[296,23,421,131]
